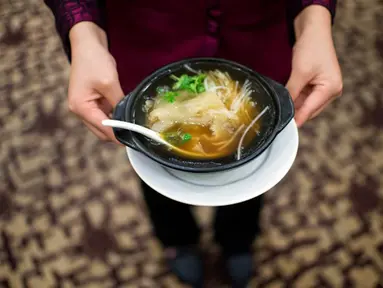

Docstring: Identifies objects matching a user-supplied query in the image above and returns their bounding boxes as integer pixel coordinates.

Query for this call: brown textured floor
[1,0,383,287]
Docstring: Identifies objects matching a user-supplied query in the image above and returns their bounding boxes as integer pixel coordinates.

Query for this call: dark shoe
[165,247,204,288]
[226,253,253,288]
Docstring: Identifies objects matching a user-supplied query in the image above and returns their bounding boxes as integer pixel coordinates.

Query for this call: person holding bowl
[44,1,342,287]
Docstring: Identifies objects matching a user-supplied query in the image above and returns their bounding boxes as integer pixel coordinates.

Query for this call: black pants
[140,180,263,256]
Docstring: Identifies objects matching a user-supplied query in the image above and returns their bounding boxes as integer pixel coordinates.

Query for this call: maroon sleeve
[287,0,337,45]
[44,0,105,59]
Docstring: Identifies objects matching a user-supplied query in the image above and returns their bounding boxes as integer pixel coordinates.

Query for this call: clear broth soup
[144,69,268,160]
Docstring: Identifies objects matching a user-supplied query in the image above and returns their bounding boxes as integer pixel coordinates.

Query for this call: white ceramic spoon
[102,119,226,159]
[102,119,170,146]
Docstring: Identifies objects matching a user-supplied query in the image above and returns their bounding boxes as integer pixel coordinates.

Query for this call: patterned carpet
[1,0,383,287]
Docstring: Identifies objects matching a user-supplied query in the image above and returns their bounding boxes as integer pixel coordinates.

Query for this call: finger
[77,105,120,144]
[294,94,306,111]
[294,86,314,112]
[85,119,120,145]
[310,95,336,119]
[98,97,113,113]
[286,70,310,101]
[97,76,124,107]
[82,120,109,141]
[295,87,329,127]
[83,121,123,146]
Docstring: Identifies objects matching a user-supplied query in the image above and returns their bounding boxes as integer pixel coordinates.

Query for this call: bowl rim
[117,57,289,173]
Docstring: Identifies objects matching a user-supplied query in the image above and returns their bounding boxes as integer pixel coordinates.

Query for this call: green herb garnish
[193,74,207,93]
[171,74,192,91]
[157,73,207,104]
[156,85,178,103]
[163,131,192,145]
[170,73,207,94]
[163,91,178,103]
[182,133,192,143]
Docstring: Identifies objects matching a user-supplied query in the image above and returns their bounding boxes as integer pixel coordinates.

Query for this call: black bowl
[112,58,294,173]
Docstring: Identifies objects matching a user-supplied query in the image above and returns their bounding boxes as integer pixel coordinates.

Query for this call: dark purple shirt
[45,0,336,93]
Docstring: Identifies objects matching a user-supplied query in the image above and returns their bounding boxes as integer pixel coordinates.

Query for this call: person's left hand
[286,6,343,127]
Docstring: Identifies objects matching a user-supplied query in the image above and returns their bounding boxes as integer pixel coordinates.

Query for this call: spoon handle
[102,119,167,145]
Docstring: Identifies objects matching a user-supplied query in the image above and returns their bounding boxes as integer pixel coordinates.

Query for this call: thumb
[286,69,309,101]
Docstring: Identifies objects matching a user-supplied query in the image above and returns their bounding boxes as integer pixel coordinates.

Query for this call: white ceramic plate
[127,120,299,206]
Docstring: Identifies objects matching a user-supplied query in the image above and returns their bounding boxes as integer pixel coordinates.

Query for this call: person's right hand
[68,22,124,143]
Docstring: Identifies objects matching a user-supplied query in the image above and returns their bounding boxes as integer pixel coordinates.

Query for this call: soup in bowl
[112,58,294,173]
